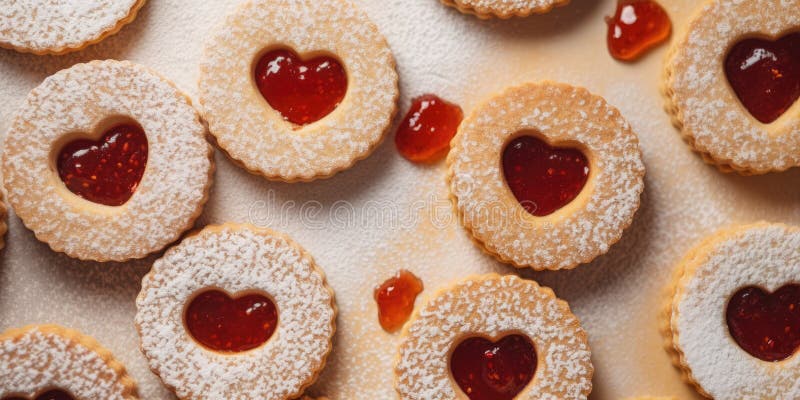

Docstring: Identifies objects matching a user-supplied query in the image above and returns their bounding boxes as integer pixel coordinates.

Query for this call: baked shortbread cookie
[2,60,214,262]
[198,0,398,182]
[441,0,570,19]
[0,325,138,399]
[663,0,800,174]
[0,0,147,55]
[666,223,800,399]
[136,224,337,400]
[447,82,645,270]
[396,274,593,400]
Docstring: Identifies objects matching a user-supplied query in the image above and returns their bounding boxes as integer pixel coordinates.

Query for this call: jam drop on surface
[605,0,671,61]
[3,389,75,400]
[502,135,590,217]
[394,94,464,163]
[374,270,423,333]
[450,335,537,400]
[254,48,348,126]
[725,33,800,124]
[56,124,148,207]
[726,285,800,362]
[185,290,278,353]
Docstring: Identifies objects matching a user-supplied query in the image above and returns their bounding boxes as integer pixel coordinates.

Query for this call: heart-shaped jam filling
[725,33,800,124]
[3,389,75,400]
[56,124,148,207]
[502,135,590,217]
[726,284,800,362]
[254,48,348,126]
[450,335,537,400]
[185,289,278,353]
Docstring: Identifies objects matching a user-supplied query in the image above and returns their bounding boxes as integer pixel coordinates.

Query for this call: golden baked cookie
[2,60,214,262]
[0,324,138,399]
[198,0,398,182]
[0,0,147,55]
[447,82,645,270]
[396,274,593,400]
[663,0,800,174]
[665,222,800,399]
[442,0,570,19]
[135,223,337,400]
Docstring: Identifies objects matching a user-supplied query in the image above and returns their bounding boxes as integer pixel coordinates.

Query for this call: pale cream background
[1,0,798,399]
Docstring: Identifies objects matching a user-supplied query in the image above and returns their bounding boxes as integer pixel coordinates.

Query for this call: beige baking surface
[1,0,798,399]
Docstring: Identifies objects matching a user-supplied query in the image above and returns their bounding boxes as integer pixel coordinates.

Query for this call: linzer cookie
[447,82,645,270]
[198,0,398,182]
[665,223,800,398]
[441,0,570,19]
[396,274,592,399]
[0,325,138,399]
[0,0,146,55]
[663,0,800,174]
[2,60,214,262]
[135,224,337,400]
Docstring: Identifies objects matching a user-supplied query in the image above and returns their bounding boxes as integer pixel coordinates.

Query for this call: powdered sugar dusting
[0,325,136,399]
[448,82,645,269]
[671,223,800,399]
[0,0,143,54]
[664,0,800,173]
[396,274,592,399]
[135,224,336,400]
[1,60,213,261]
[198,0,398,181]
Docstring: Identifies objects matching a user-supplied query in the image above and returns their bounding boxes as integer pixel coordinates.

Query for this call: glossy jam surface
[254,48,347,126]
[374,270,423,333]
[450,335,537,400]
[57,124,148,207]
[726,285,800,362]
[725,33,800,124]
[502,135,590,217]
[394,94,463,163]
[185,290,278,353]
[606,0,671,61]
[3,389,75,400]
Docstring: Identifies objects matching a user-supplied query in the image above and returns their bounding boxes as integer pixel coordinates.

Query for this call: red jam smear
[57,124,147,207]
[724,33,800,124]
[726,285,800,362]
[3,389,75,400]
[450,335,537,400]
[185,290,278,353]
[254,48,348,126]
[374,270,423,333]
[502,135,590,217]
[605,0,671,61]
[395,94,464,163]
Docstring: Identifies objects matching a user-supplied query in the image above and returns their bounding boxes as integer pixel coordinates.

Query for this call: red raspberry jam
[395,94,463,163]
[450,335,537,400]
[185,290,278,353]
[606,0,671,61]
[374,270,423,333]
[726,285,800,362]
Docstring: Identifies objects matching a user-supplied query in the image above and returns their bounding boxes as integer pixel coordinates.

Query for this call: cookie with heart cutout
[447,82,645,270]
[1,60,214,262]
[198,0,398,182]
[395,274,593,400]
[0,324,138,400]
[663,0,800,174]
[135,223,337,400]
[0,0,146,55]
[665,222,800,399]
[441,0,571,19]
